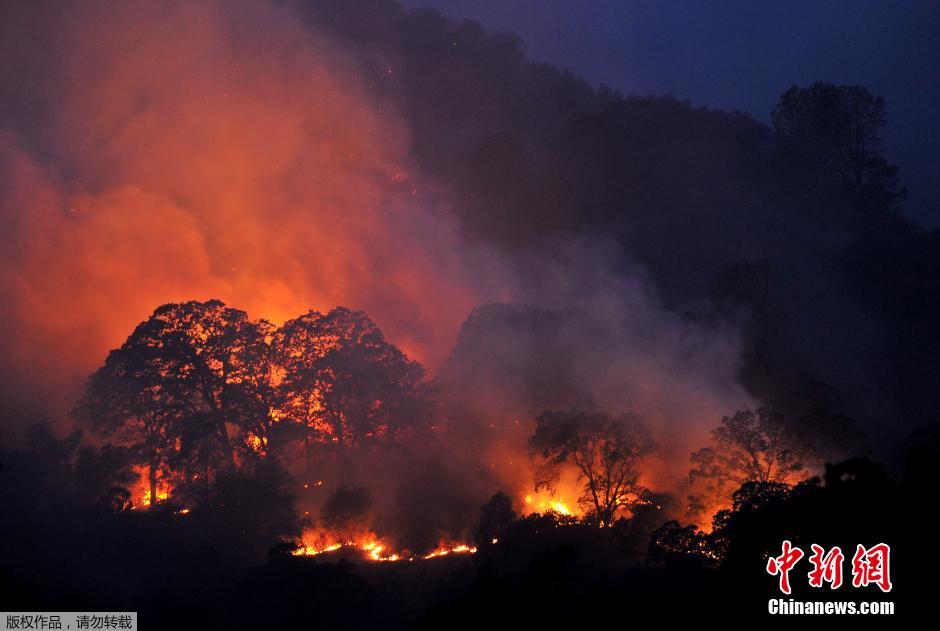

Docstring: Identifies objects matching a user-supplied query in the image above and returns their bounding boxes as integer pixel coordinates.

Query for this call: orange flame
[422,543,478,560]
[293,528,476,563]
[523,492,576,516]
[127,465,171,509]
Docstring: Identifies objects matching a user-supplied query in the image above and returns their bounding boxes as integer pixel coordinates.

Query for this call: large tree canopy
[272,308,431,450]
[77,301,431,504]
[76,300,275,503]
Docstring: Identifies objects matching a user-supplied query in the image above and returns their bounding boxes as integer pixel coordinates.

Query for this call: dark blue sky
[402,0,940,227]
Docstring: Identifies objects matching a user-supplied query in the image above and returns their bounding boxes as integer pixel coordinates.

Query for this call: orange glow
[422,543,478,560]
[127,466,171,509]
[361,541,401,562]
[523,492,575,516]
[693,499,734,533]
[293,528,476,562]
[520,465,585,518]
[0,2,760,544]
[0,0,763,549]
[245,434,265,455]
[0,0,499,426]
[295,542,344,556]
[292,528,405,561]
[142,488,170,507]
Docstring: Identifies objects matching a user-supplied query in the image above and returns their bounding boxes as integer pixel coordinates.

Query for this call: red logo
[851,543,893,593]
[807,544,844,589]
[766,539,804,594]
[766,541,892,593]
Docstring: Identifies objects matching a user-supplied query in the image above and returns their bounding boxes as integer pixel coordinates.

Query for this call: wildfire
[292,530,476,563]
[296,542,343,556]
[693,499,734,533]
[125,466,192,515]
[361,541,401,562]
[422,543,477,559]
[520,466,584,518]
[141,488,170,507]
[245,434,265,455]
[292,529,406,561]
[126,466,172,509]
[523,492,575,516]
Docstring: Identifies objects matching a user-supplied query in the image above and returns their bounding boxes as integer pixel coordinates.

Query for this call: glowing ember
[245,434,265,455]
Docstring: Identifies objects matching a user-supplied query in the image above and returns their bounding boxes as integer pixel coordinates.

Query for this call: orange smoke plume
[0,0,497,424]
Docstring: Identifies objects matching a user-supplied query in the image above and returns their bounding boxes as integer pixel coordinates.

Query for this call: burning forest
[1,0,937,626]
[70,298,723,559]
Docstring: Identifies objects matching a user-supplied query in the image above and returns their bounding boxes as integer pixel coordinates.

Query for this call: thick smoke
[0,0,753,546]
[299,238,751,547]
[0,0,501,426]
[435,238,752,512]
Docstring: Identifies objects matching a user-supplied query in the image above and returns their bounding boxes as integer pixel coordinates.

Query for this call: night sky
[402,0,940,227]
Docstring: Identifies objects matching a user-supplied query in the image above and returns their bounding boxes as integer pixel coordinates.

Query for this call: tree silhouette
[272,308,430,468]
[530,411,655,526]
[76,340,184,509]
[77,301,274,505]
[190,458,303,564]
[140,301,274,467]
[688,408,807,521]
[649,520,716,567]
[773,81,906,216]
[475,491,517,547]
[73,443,138,511]
[23,423,84,499]
[270,310,334,469]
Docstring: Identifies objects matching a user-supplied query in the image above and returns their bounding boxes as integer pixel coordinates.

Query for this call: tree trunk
[217,416,236,468]
[305,429,312,476]
[217,364,236,468]
[149,462,158,511]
